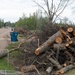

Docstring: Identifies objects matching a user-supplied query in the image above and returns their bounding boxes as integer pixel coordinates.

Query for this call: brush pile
[16,25,75,75]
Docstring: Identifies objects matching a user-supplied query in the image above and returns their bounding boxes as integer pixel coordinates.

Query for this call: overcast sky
[0,0,75,23]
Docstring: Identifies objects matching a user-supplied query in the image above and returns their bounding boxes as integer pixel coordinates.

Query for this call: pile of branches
[13,25,75,75]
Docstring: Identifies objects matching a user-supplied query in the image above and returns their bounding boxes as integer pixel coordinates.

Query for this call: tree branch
[53,0,70,22]
[33,1,48,15]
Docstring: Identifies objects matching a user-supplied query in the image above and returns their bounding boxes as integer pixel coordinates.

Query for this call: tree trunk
[35,30,63,55]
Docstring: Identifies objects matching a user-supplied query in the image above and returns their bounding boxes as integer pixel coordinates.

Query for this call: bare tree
[34,0,73,25]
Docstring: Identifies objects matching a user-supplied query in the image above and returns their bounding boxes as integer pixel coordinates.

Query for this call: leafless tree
[34,0,73,25]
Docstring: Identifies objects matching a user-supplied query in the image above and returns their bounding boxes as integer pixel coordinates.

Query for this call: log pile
[14,26,75,75]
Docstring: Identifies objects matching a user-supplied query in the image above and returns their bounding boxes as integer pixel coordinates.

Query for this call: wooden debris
[35,30,63,55]
[56,64,74,74]
[47,57,62,69]
[9,26,75,75]
[55,37,62,44]
[46,66,53,74]
[63,63,67,67]
[53,43,67,50]
[21,65,36,73]
[67,27,73,33]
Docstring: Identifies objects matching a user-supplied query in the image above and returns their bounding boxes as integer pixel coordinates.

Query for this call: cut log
[60,29,71,40]
[35,30,63,55]
[21,65,36,73]
[55,37,62,44]
[47,57,62,69]
[53,42,72,50]
[60,29,67,36]
[0,48,18,58]
[64,40,73,47]
[67,27,73,33]
[58,64,74,74]
[53,44,67,50]
[56,64,74,74]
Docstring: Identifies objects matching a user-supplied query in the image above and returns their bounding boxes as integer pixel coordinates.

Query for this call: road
[0,28,11,50]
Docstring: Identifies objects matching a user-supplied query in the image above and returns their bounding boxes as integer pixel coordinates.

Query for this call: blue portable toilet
[10,32,18,42]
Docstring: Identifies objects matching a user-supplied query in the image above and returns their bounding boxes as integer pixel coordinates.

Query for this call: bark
[53,44,67,50]
[60,29,67,36]
[35,30,63,55]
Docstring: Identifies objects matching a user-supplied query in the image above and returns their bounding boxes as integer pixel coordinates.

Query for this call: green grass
[7,42,21,58]
[0,42,20,70]
[0,58,14,70]
[6,42,20,50]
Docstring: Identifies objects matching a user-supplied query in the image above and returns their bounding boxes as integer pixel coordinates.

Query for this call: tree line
[0,19,15,28]
[0,12,74,30]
